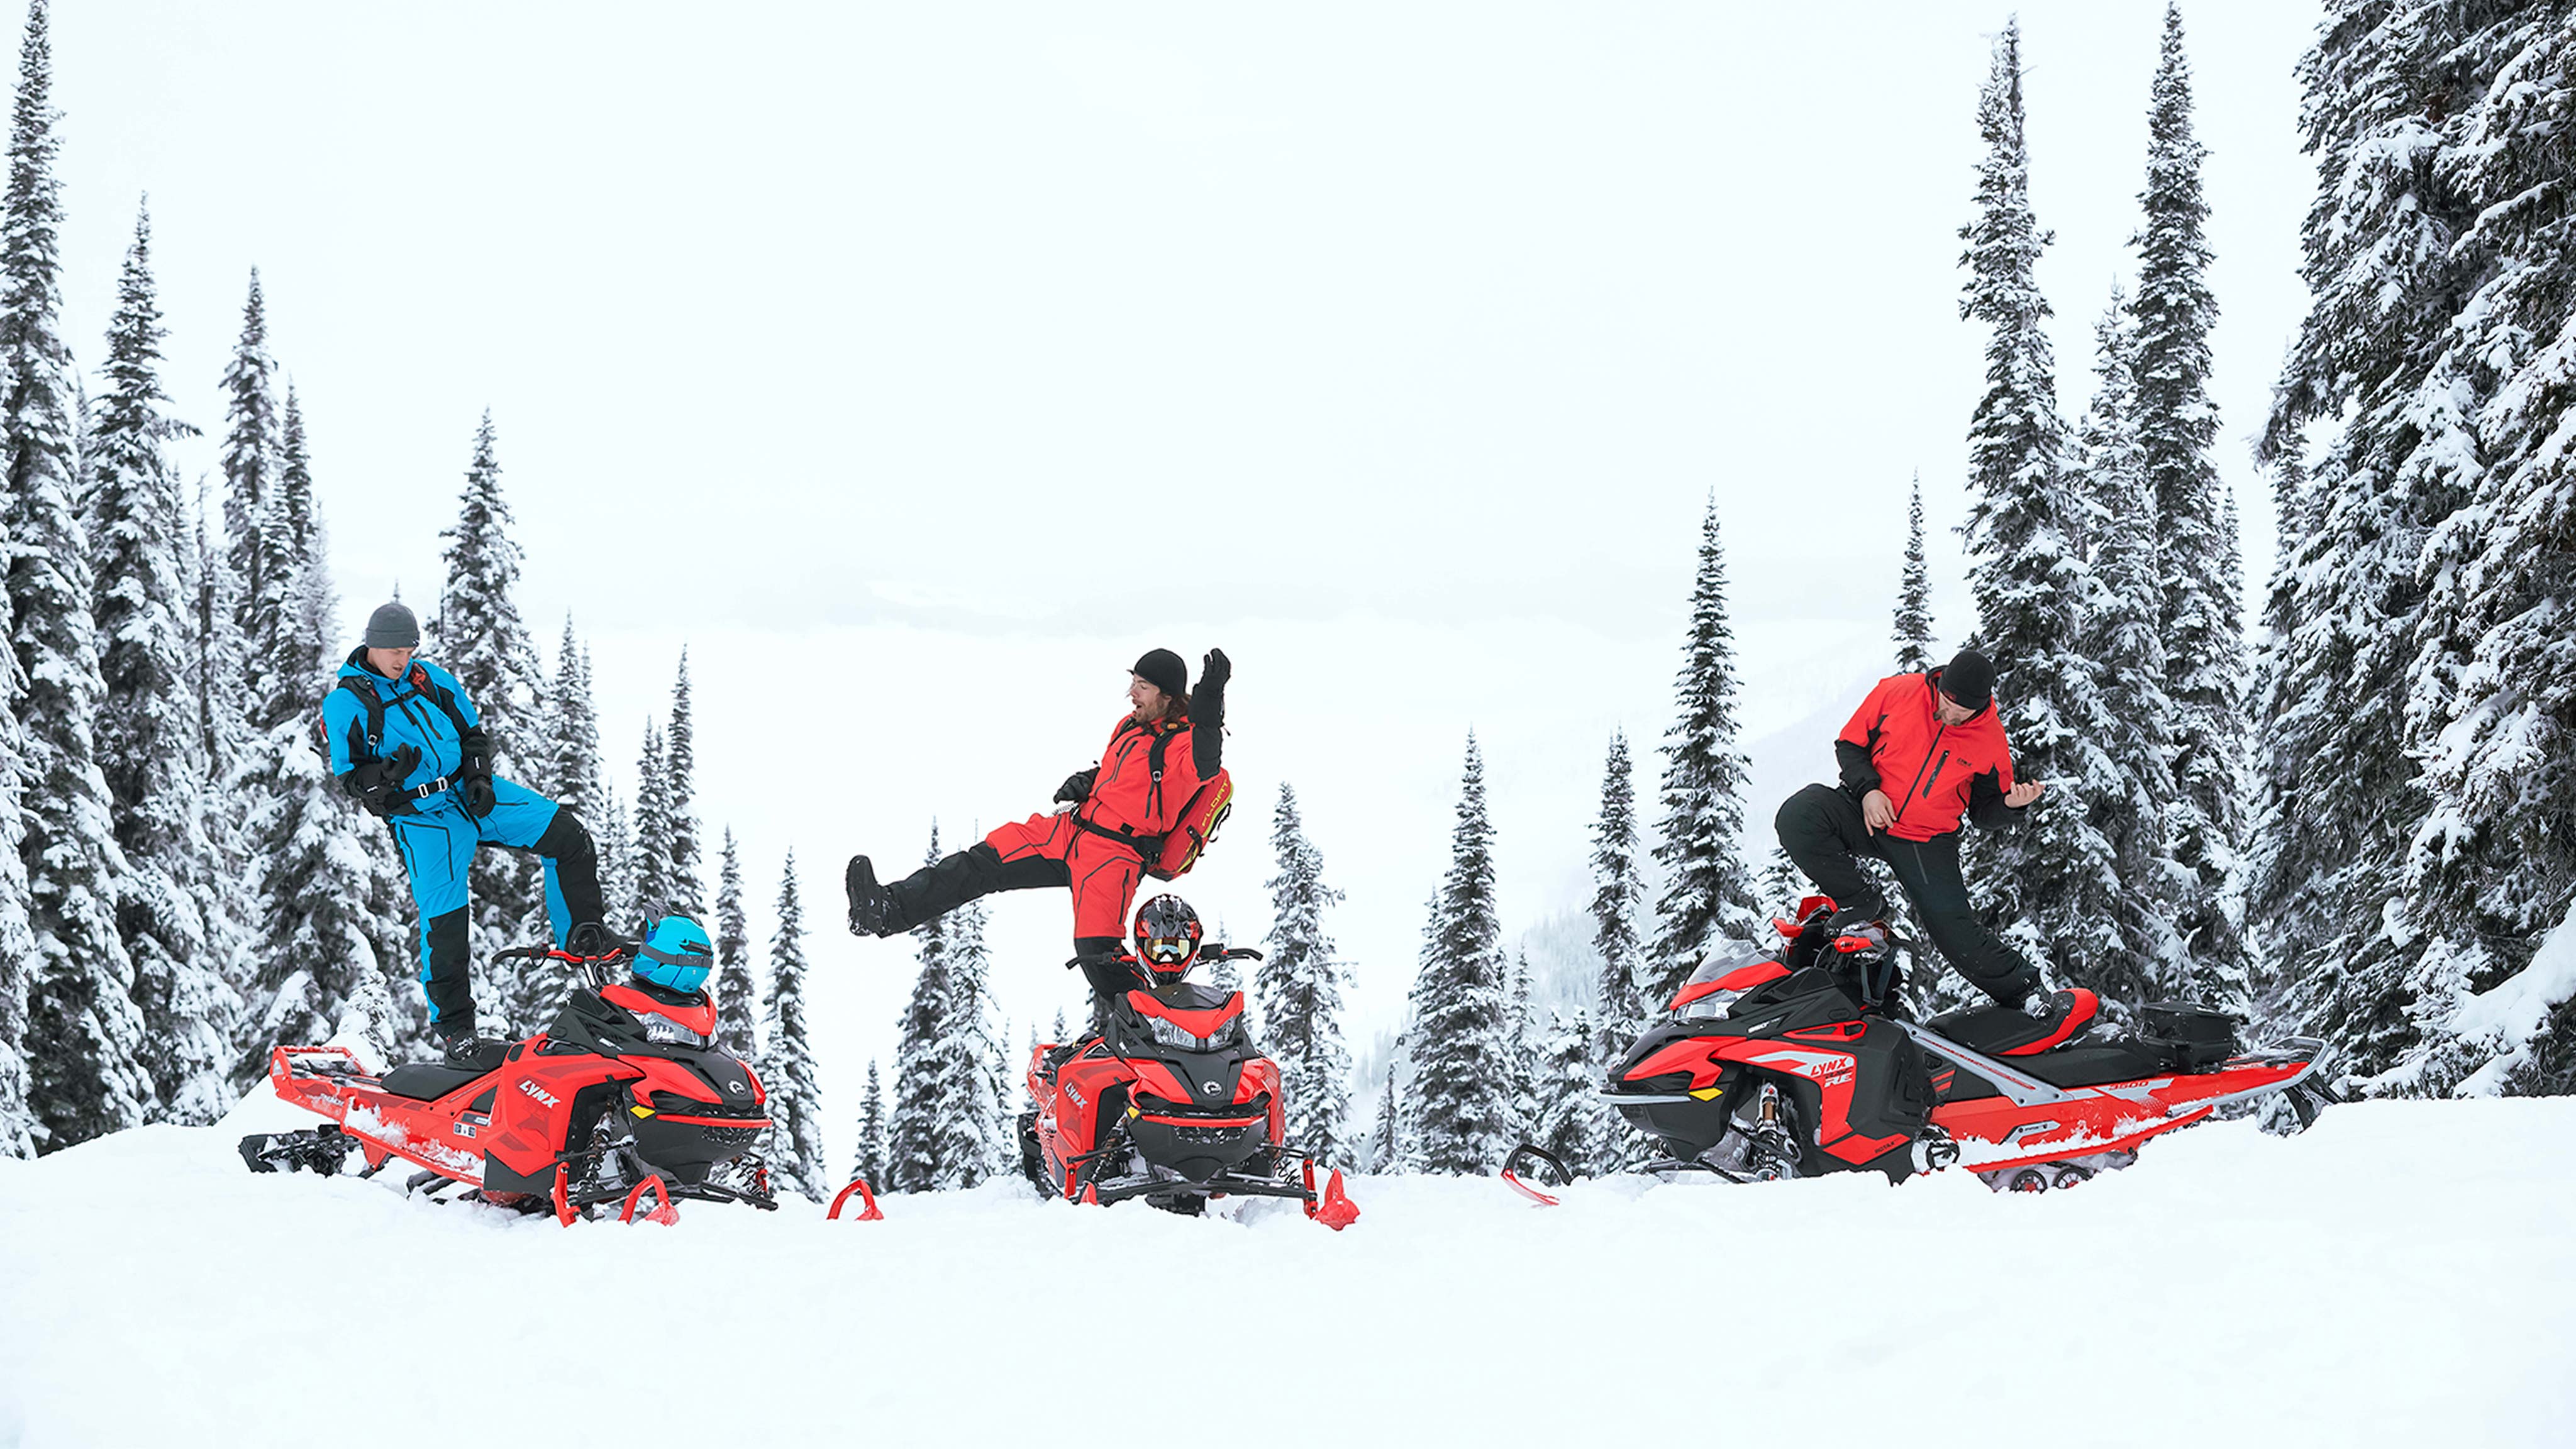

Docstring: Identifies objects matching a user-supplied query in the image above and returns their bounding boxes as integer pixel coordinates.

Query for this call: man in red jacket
[1775,648,2055,1014]
[844,647,1228,1007]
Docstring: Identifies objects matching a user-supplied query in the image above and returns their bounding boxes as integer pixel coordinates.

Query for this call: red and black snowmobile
[239,940,777,1224]
[1509,896,2328,1201]
[1019,943,1358,1229]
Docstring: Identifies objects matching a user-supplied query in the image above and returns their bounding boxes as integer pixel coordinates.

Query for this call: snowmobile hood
[1128,989,1244,1039]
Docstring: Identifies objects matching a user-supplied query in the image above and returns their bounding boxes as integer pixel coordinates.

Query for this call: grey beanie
[364,601,421,650]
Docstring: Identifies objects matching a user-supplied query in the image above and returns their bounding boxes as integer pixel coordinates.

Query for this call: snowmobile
[1507,896,2328,1202]
[1019,944,1359,1229]
[238,940,778,1224]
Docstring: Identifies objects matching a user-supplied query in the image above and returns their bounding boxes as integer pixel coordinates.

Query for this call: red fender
[551,1165,577,1227]
[828,1177,885,1221]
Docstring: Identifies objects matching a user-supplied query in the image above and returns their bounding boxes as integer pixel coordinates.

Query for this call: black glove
[1190,649,1229,775]
[1053,767,1098,806]
[1199,648,1230,691]
[455,728,496,818]
[348,745,421,819]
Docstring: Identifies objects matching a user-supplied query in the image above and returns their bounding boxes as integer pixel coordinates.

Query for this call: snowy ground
[4,1094,2572,1448]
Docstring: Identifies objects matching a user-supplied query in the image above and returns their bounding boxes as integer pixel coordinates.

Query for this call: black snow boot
[845,854,891,937]
[1824,891,1887,933]
[439,1030,511,1072]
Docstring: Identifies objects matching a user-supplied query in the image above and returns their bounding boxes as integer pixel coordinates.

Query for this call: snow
[2451,899,2576,1097]
[5,1094,2574,1447]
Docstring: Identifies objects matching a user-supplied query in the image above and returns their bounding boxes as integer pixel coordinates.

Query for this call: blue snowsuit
[323,650,601,1036]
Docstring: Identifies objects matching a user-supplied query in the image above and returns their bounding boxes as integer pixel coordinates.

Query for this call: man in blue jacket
[324,602,604,1065]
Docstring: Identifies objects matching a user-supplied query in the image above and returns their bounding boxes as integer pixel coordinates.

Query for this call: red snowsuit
[983,709,1210,939]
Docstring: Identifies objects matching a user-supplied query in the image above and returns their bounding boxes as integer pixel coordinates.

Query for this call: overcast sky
[42,1,2323,1138]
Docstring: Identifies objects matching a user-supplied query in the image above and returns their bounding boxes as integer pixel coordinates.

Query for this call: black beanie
[1941,648,1995,710]
[1133,648,1187,701]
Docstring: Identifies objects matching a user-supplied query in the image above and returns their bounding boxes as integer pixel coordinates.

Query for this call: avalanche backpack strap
[325,675,391,767]
[408,663,475,741]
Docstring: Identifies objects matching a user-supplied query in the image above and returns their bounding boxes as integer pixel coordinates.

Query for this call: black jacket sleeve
[1189,682,1225,775]
[1967,768,2021,829]
[1836,740,1882,796]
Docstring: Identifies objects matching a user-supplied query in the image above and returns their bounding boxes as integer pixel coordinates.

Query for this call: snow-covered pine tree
[1893,472,1936,674]
[1531,1006,1614,1174]
[2130,1,2248,998]
[277,385,313,558]
[2074,291,2190,1005]
[943,894,1005,1184]
[2253,0,2492,1082]
[1403,735,1512,1174]
[1645,498,1763,1005]
[629,719,673,926]
[2378,4,2576,1094]
[85,201,228,1123]
[217,270,275,655]
[712,828,757,1058]
[539,619,604,819]
[760,850,824,1201]
[1366,1060,1401,1173]
[6,0,153,1148]
[662,652,704,918]
[233,523,401,1082]
[1754,845,1803,920]
[433,413,547,1001]
[852,1058,886,1189]
[1587,730,1648,1060]
[1504,950,1539,1145]
[887,830,957,1192]
[592,774,632,935]
[1957,20,2118,989]
[1256,782,1352,1162]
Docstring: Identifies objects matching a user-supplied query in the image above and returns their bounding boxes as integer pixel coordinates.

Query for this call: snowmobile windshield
[1674,944,1780,1020]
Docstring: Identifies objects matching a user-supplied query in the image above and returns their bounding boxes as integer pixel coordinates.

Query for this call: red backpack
[1146,769,1233,882]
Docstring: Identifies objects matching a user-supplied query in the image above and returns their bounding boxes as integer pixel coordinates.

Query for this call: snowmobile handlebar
[1062,945,1263,972]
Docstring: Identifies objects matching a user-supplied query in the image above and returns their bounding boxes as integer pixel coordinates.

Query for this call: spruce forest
[4,0,2575,1191]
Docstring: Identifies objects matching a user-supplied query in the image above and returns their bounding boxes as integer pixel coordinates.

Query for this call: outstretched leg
[868,814,1079,936]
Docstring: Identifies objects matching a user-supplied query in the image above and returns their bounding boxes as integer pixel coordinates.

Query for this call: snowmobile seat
[1924,989,2099,1057]
[379,1063,490,1102]
[2012,1041,2167,1089]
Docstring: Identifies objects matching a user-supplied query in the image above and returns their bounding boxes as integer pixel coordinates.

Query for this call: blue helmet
[633,915,714,993]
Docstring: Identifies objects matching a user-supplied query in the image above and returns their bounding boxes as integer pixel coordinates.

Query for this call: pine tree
[712,829,757,1058]
[944,895,1005,1185]
[433,413,546,980]
[1403,735,1512,1174]
[1646,498,1762,1004]
[2253,0,2492,1082]
[1366,1060,1401,1173]
[1754,845,1804,920]
[629,719,672,926]
[1531,1006,1614,1174]
[2074,291,2190,1004]
[233,526,402,1083]
[595,775,634,933]
[1587,730,1648,1057]
[852,1058,886,1189]
[1957,20,2118,989]
[760,850,824,1202]
[1256,782,1352,1162]
[6,1,152,1147]
[2376,3,2576,1093]
[2130,2,2249,997]
[1893,472,1936,674]
[663,652,703,918]
[538,619,604,817]
[1503,950,1540,1145]
[217,270,275,655]
[891,824,963,1185]
[84,201,228,1123]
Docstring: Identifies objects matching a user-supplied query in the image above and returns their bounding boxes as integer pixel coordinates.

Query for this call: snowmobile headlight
[1679,987,1743,1021]
[640,1016,708,1047]
[1145,1015,1234,1052]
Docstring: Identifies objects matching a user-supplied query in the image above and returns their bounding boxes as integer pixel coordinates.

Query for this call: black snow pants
[880,841,1143,1030]
[1773,783,2038,1009]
